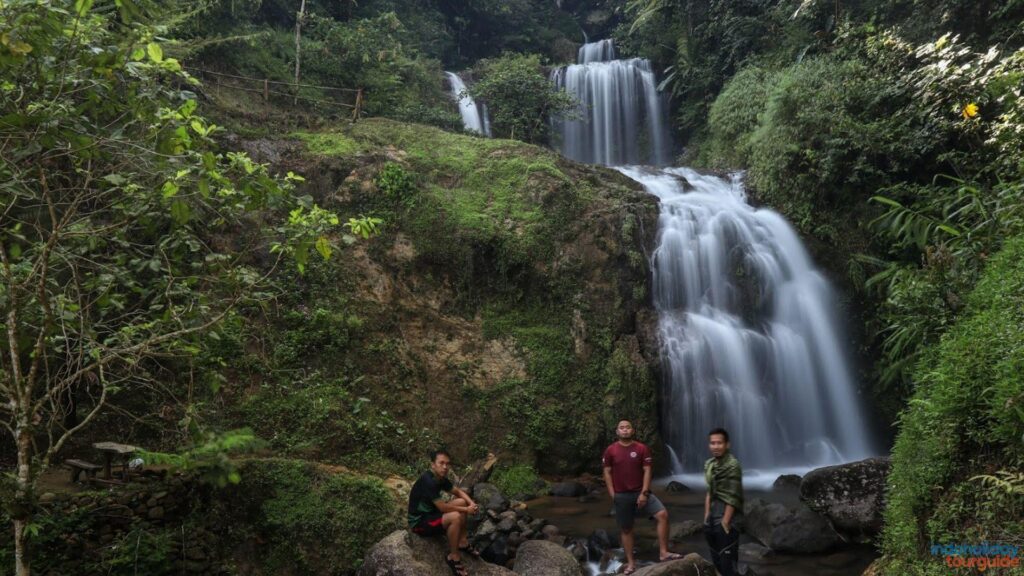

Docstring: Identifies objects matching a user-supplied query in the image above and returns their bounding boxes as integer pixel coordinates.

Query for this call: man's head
[708,428,730,458]
[429,449,452,478]
[616,420,635,441]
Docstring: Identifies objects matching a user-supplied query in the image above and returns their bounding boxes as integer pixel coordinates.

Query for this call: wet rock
[632,553,716,575]
[739,543,777,564]
[800,457,890,539]
[483,534,511,566]
[473,483,509,512]
[668,520,703,541]
[476,519,498,538]
[549,481,587,498]
[512,539,582,575]
[587,529,619,558]
[772,475,801,490]
[745,498,841,554]
[665,481,690,492]
[568,538,588,563]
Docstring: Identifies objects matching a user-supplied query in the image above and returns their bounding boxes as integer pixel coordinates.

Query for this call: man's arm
[638,464,652,507]
[603,466,615,499]
[433,498,473,514]
[451,487,479,513]
[704,491,711,523]
[722,504,735,533]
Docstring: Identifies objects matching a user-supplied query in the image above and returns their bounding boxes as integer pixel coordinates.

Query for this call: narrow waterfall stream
[445,71,491,136]
[551,40,874,485]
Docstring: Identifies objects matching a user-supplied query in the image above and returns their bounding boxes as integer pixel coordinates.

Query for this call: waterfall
[552,41,873,485]
[550,40,671,166]
[445,71,491,137]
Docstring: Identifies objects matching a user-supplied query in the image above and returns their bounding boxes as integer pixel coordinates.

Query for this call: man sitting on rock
[603,419,684,575]
[408,449,481,576]
[703,427,744,576]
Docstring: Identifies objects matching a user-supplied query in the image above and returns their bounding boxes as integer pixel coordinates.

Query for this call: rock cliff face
[233,119,661,474]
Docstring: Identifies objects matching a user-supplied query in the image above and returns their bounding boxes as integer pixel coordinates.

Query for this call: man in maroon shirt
[602,419,683,574]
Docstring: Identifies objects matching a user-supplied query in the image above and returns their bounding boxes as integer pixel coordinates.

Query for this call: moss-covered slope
[219,119,660,475]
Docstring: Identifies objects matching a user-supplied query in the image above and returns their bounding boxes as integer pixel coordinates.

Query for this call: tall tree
[0,1,367,573]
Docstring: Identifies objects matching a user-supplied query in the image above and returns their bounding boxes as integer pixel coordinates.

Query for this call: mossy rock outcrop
[225,119,661,474]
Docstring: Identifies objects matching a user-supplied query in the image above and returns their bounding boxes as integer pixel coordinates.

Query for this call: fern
[971,470,1024,495]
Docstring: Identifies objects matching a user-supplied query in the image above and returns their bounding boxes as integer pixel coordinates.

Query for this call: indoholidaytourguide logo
[931,542,1021,572]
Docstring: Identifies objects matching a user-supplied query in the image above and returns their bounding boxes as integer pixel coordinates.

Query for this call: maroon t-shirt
[602,441,653,493]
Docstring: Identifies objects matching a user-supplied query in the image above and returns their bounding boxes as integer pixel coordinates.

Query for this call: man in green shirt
[703,427,743,576]
[408,450,480,576]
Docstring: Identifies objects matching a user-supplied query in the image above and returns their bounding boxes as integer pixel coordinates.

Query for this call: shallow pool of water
[526,485,878,576]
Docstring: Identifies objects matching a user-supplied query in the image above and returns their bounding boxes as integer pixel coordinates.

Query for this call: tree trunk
[293,0,306,106]
[14,424,33,576]
[458,452,498,490]
[14,519,28,576]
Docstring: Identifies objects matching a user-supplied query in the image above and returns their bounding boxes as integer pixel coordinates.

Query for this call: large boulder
[473,482,510,512]
[512,540,582,576]
[772,474,801,491]
[549,481,587,497]
[800,457,890,539]
[668,520,704,541]
[745,498,842,554]
[358,530,516,576]
[632,553,716,575]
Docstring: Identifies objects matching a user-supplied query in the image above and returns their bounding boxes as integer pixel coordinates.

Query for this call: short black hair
[708,428,730,442]
[430,449,452,463]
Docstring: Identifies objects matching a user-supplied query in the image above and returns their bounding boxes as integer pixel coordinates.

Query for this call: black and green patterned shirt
[407,471,453,527]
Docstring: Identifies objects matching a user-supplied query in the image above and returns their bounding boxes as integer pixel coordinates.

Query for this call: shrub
[491,464,545,499]
[703,66,779,168]
[468,53,577,144]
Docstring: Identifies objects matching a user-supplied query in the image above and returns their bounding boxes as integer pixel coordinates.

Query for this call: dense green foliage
[209,459,399,574]
[167,0,598,128]
[468,53,579,144]
[882,235,1024,574]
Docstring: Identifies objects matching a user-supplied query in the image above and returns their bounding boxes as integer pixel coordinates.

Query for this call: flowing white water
[445,71,491,136]
[551,40,670,166]
[552,41,874,477]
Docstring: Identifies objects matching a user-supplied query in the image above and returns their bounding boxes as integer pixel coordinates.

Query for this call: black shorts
[411,512,445,537]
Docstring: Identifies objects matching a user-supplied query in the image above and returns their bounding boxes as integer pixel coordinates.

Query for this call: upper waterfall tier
[445,71,491,137]
[550,40,671,166]
[578,38,617,63]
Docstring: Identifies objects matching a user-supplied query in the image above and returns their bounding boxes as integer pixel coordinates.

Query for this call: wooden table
[92,442,138,480]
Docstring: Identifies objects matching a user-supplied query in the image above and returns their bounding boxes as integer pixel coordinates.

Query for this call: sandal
[660,552,684,562]
[458,544,481,557]
[623,566,636,575]
[446,556,469,576]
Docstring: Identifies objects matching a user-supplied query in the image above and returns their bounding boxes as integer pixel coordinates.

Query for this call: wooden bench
[63,459,102,483]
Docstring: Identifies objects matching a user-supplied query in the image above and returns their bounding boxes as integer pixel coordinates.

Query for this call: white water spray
[445,71,491,137]
[552,41,874,478]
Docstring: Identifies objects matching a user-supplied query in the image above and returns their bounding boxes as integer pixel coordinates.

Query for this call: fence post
[263,78,269,102]
[351,88,363,123]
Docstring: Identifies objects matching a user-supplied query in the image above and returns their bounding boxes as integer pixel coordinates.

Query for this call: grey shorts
[613,492,666,530]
